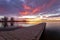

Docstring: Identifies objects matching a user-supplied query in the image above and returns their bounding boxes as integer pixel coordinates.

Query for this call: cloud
[0,0,60,16]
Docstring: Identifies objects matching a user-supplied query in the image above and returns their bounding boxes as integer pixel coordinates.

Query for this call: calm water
[46,22,60,28]
[0,22,60,28]
[0,22,36,28]
[46,22,60,40]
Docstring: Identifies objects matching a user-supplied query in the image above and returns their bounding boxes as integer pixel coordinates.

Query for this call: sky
[0,0,60,16]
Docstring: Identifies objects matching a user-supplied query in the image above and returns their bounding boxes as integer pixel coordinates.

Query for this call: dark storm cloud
[0,0,60,16]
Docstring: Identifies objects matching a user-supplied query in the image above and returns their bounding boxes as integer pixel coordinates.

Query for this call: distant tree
[3,16,8,27]
[10,17,14,26]
[1,18,4,27]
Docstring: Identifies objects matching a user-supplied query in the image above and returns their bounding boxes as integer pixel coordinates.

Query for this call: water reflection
[0,16,40,28]
[46,22,60,30]
[0,22,36,28]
